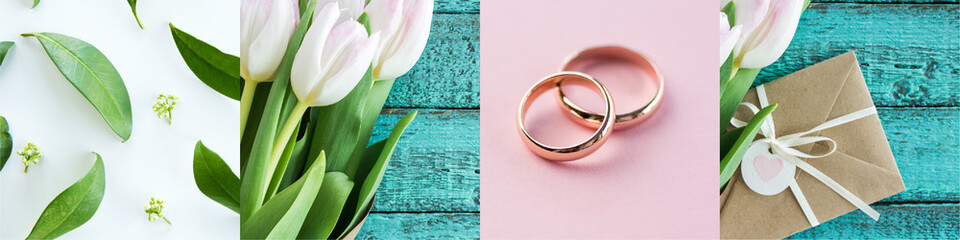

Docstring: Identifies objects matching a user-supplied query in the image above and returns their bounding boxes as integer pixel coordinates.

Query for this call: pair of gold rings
[517,46,664,161]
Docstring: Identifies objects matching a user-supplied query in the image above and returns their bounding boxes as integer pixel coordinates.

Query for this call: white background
[1,0,239,239]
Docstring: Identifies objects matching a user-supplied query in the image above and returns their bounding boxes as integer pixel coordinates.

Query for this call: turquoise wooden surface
[356,0,959,238]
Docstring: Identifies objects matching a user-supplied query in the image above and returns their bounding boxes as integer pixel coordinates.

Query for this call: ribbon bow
[732,84,880,227]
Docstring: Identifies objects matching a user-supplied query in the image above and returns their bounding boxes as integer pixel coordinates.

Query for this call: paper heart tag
[741,141,797,196]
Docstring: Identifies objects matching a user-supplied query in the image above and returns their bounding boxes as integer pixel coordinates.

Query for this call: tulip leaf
[22,33,133,141]
[720,127,744,158]
[722,1,736,27]
[720,104,777,189]
[127,0,144,29]
[0,116,11,171]
[27,153,105,240]
[193,141,241,214]
[241,152,326,239]
[298,172,354,239]
[32,0,40,8]
[0,41,13,67]
[240,0,317,223]
[336,111,417,238]
[719,52,734,96]
[720,68,760,134]
[169,23,243,100]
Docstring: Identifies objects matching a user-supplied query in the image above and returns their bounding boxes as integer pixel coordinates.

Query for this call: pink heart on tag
[754,155,784,182]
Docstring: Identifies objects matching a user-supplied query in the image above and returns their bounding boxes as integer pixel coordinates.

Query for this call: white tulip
[365,0,433,80]
[240,0,299,83]
[731,0,804,68]
[720,12,742,66]
[290,2,381,107]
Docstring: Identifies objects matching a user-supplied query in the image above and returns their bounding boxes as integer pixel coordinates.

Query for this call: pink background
[480,0,719,238]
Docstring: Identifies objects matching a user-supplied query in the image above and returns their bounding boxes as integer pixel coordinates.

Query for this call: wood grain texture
[368,109,479,213]
[384,14,479,109]
[789,204,960,239]
[355,213,479,239]
[433,0,479,13]
[878,107,960,203]
[758,4,959,107]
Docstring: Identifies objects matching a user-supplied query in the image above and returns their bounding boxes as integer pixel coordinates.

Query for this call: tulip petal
[366,0,404,72]
[316,0,365,22]
[375,0,432,80]
[312,32,380,106]
[243,0,299,82]
[739,0,803,68]
[731,0,770,58]
[291,2,341,103]
[306,21,367,102]
[720,13,742,65]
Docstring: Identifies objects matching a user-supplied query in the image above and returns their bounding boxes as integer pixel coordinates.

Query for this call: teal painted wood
[759,4,959,107]
[368,109,479,213]
[788,204,960,239]
[384,14,479,109]
[433,0,478,14]
[355,213,479,239]
[365,108,956,212]
[878,107,960,203]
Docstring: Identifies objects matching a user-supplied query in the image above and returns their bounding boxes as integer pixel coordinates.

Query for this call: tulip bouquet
[719,0,808,189]
[209,0,429,238]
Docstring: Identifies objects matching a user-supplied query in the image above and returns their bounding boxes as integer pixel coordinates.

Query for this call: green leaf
[264,121,300,201]
[720,68,760,134]
[720,127,744,158]
[32,0,40,8]
[721,1,736,27]
[719,52,734,96]
[127,0,144,29]
[27,153,106,239]
[169,23,243,100]
[0,116,11,171]
[298,172,354,239]
[0,41,13,67]
[22,33,133,141]
[241,0,318,223]
[241,85,271,177]
[719,104,777,189]
[278,119,314,192]
[193,141,240,214]
[241,152,326,239]
[336,111,417,238]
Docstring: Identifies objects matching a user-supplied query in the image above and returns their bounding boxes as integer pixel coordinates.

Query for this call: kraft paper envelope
[719,51,905,239]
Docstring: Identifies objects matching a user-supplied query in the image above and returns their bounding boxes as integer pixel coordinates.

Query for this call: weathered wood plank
[788,203,960,239]
[759,4,959,107]
[356,213,479,239]
[369,109,480,212]
[365,108,957,212]
[433,0,479,14]
[384,14,479,109]
[878,107,960,203]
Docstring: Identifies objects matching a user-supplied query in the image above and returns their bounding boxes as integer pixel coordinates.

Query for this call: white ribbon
[732,85,881,226]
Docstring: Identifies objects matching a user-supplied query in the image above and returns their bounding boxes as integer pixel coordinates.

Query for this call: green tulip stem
[239,79,257,137]
[262,101,308,201]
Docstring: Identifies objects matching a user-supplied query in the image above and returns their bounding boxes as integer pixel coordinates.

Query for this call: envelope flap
[735,52,858,135]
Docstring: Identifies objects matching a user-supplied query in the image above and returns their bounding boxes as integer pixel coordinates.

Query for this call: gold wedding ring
[558,45,664,129]
[517,72,616,161]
